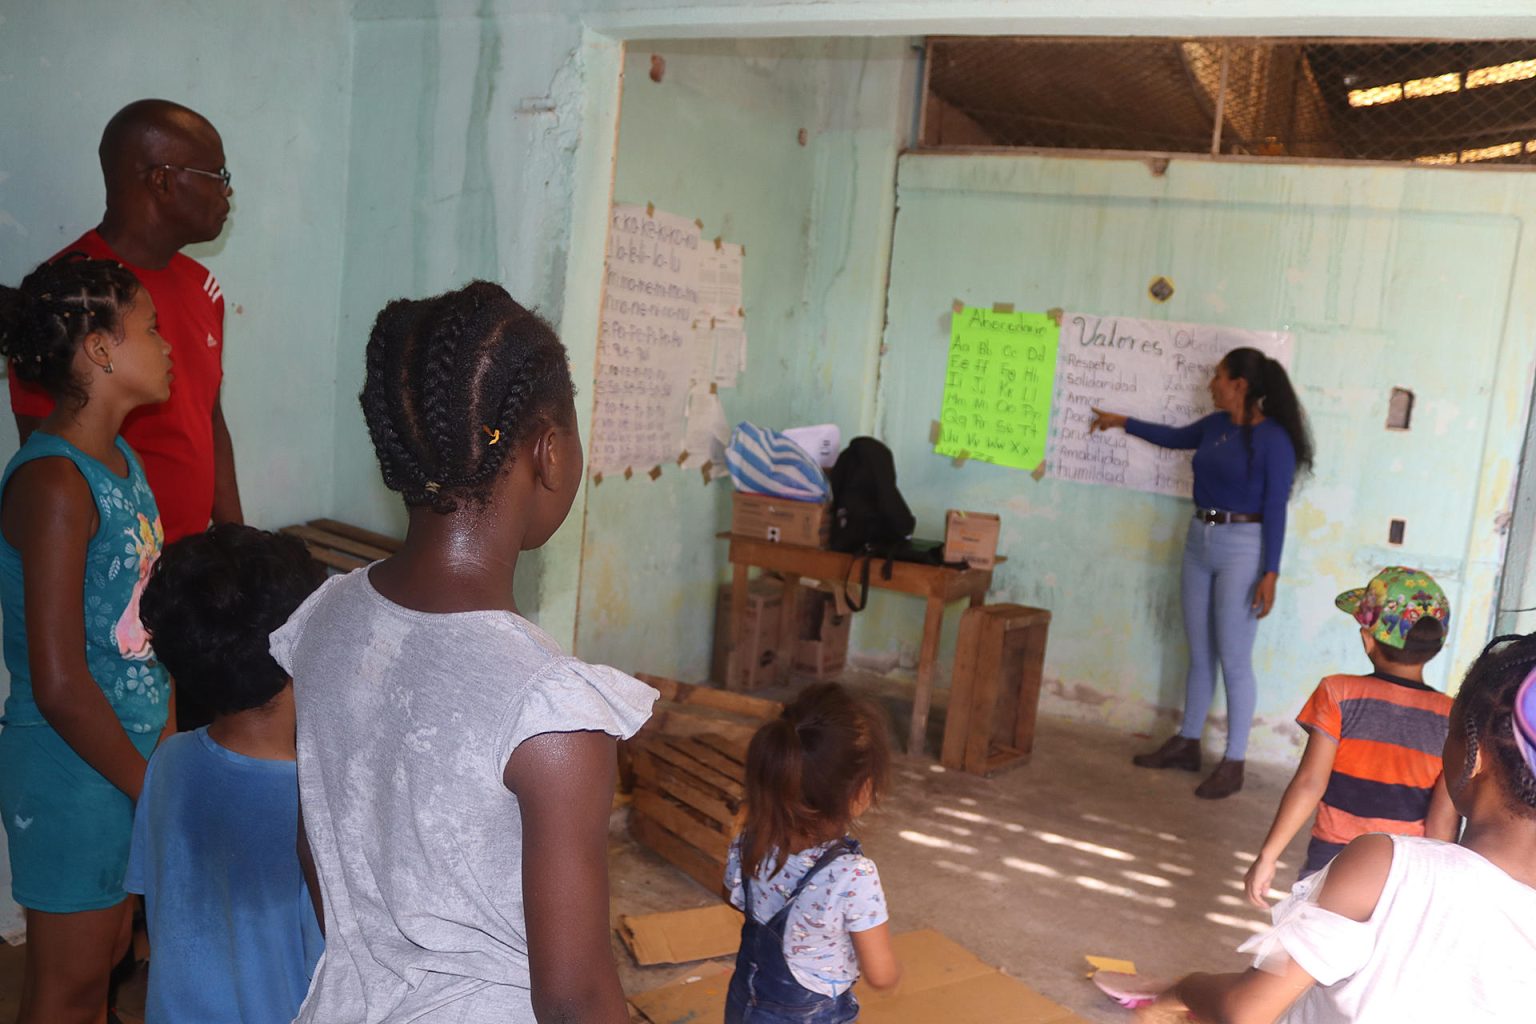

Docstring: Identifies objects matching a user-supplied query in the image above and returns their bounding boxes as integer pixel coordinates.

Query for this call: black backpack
[828,437,915,554]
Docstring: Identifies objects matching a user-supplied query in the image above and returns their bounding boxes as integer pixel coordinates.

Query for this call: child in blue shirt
[127,524,326,1023]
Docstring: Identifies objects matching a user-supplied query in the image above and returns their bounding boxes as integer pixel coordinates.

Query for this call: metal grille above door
[921,37,1536,168]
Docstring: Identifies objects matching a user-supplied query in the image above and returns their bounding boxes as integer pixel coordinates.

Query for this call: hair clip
[424,481,441,494]
[1516,666,1536,775]
[482,426,501,445]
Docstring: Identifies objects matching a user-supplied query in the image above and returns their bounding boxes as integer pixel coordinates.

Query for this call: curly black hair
[1454,633,1536,819]
[0,255,139,408]
[139,524,326,717]
[359,281,575,514]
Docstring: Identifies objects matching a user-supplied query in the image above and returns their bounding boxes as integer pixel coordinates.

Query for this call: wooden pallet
[941,604,1051,777]
[279,518,402,572]
[626,676,781,895]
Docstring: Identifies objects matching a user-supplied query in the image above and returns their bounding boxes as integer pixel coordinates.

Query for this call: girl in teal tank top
[0,256,174,1021]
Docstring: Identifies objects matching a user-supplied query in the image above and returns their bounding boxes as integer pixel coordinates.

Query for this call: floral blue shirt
[726,836,888,997]
[0,433,169,733]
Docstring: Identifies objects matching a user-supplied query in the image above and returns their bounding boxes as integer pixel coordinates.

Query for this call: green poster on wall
[934,308,1060,470]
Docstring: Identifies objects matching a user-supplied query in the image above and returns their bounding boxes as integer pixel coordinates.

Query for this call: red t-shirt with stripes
[8,230,224,542]
[1297,671,1453,846]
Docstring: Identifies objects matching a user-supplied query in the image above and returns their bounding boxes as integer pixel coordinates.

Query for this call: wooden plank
[635,790,732,861]
[633,709,759,748]
[1008,615,1049,756]
[636,675,782,721]
[644,740,745,800]
[984,745,1031,776]
[282,524,394,562]
[692,731,750,765]
[631,752,738,828]
[630,811,727,896]
[308,518,402,553]
[296,542,368,573]
[673,737,747,783]
[963,615,1009,775]
[727,537,991,601]
[941,607,989,770]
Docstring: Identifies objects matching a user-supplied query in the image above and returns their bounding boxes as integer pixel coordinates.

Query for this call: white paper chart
[1045,313,1293,497]
[592,205,702,474]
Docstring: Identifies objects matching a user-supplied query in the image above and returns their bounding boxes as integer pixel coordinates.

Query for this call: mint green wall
[0,0,352,943]
[573,38,911,678]
[871,153,1536,761]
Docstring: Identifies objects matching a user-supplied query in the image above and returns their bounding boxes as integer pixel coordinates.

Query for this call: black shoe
[1131,735,1202,772]
[1195,759,1245,799]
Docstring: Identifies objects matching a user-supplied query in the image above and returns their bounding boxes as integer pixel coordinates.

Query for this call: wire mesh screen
[923,38,1536,167]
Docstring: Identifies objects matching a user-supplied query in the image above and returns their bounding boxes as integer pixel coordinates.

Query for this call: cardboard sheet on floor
[628,928,1093,1024]
[618,903,745,966]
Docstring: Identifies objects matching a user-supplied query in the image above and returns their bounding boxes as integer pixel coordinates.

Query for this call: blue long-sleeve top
[1126,412,1297,574]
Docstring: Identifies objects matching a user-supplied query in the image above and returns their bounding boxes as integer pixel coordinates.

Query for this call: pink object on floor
[1092,970,1166,1009]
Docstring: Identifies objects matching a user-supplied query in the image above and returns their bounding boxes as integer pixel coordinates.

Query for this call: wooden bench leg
[728,563,749,690]
[909,595,946,756]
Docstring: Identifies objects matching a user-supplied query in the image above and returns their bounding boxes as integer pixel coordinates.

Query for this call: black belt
[1195,508,1263,525]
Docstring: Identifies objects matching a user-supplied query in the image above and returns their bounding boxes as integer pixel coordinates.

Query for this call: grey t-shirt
[271,568,657,1023]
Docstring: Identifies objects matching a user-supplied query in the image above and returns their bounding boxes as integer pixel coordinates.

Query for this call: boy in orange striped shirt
[1243,567,1459,907]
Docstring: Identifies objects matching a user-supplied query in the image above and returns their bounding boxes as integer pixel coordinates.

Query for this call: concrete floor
[609,674,1309,1023]
[0,684,1307,1023]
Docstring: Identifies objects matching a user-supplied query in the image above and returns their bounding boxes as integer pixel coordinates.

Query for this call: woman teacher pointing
[1090,348,1313,799]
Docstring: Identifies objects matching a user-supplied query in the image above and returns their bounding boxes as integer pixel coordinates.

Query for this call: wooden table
[723,534,995,755]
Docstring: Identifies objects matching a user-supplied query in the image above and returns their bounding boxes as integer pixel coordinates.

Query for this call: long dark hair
[1222,347,1314,478]
[739,683,890,881]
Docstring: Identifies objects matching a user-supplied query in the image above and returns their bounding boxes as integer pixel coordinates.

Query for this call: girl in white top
[1139,632,1536,1024]
[272,283,655,1024]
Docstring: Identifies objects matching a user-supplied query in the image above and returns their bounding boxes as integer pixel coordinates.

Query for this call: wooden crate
[280,518,401,572]
[625,675,782,895]
[940,604,1050,776]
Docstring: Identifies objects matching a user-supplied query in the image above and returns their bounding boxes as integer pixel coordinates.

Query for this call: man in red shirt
[10,99,243,542]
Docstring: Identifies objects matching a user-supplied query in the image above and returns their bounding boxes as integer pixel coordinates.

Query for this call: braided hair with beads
[359,281,575,514]
[0,255,139,408]
[1456,633,1536,818]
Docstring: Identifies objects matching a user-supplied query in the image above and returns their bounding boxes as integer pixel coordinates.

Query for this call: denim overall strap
[726,838,862,1024]
[766,838,860,927]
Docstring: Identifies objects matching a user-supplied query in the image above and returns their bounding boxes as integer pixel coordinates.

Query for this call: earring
[103,361,114,375]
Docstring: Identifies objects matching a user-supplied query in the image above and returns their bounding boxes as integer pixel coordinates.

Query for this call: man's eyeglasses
[152,164,232,190]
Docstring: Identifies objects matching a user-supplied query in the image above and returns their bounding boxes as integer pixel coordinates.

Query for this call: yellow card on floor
[1085,955,1136,974]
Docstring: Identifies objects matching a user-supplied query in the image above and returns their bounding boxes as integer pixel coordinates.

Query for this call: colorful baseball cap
[1335,567,1450,649]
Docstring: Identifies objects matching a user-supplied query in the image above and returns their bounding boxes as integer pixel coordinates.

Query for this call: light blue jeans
[1177,518,1264,760]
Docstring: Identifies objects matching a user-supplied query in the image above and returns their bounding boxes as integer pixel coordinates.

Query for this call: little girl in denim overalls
[726,683,901,1023]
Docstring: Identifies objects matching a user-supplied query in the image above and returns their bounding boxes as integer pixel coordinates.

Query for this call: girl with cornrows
[1138,631,1536,1022]
[727,683,902,1023]
[0,256,173,1023]
[270,281,656,1023]
[1092,347,1313,799]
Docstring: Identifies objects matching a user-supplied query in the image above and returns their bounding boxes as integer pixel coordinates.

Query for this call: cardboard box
[944,510,1001,569]
[711,581,784,690]
[792,591,850,679]
[617,904,744,966]
[731,491,831,547]
[628,928,1094,1024]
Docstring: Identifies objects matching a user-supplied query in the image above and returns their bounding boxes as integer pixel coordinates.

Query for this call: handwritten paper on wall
[699,242,747,388]
[1045,314,1292,496]
[933,308,1060,470]
[592,205,702,474]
